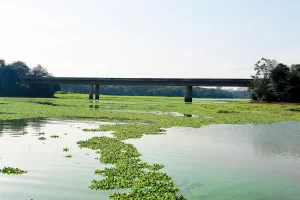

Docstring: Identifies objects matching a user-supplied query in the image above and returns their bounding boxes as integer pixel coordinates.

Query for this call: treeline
[250,58,300,102]
[60,85,250,99]
[0,59,60,97]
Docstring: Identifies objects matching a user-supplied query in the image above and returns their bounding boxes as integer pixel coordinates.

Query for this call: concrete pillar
[95,85,100,100]
[184,86,192,103]
[89,85,94,99]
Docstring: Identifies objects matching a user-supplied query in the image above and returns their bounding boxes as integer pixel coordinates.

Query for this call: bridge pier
[95,85,100,100]
[89,85,94,99]
[184,86,192,103]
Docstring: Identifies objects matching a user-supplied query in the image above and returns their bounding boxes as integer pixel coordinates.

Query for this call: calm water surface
[1,119,300,200]
[0,119,118,200]
[127,122,300,200]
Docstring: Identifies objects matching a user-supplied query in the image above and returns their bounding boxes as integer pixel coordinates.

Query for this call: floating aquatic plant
[63,148,69,152]
[216,110,239,114]
[2,94,300,199]
[50,135,59,138]
[77,136,185,199]
[38,137,46,140]
[84,123,166,140]
[0,167,28,175]
[65,154,72,158]
[21,131,28,135]
[288,108,300,112]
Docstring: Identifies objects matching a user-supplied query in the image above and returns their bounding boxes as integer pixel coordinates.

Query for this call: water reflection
[289,108,300,112]
[33,101,58,106]
[251,122,300,158]
[0,119,114,200]
[0,119,45,135]
[1,119,300,199]
[185,122,300,160]
[2,119,300,159]
[0,118,130,136]
[89,105,100,109]
[113,110,198,117]
[127,122,300,199]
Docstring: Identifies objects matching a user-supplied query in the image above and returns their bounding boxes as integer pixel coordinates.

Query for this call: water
[127,122,300,200]
[112,109,198,117]
[0,119,119,200]
[1,119,300,199]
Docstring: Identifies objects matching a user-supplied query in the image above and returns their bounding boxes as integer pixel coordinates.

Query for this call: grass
[1,94,300,198]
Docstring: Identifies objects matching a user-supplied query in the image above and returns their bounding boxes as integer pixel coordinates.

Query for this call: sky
[1,0,300,78]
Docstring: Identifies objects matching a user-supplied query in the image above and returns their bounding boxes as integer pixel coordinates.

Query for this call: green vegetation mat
[0,167,28,175]
[1,94,300,199]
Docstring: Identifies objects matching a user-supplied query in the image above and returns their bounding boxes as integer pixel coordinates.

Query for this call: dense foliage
[250,58,300,102]
[60,85,249,99]
[0,59,60,97]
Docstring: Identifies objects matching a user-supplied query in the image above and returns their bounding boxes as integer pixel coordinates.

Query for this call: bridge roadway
[20,77,253,102]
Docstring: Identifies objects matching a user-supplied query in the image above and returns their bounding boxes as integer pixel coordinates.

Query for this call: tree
[30,64,53,77]
[253,58,277,78]
[0,59,59,97]
[289,64,300,102]
[0,59,6,94]
[0,61,28,96]
[250,58,300,102]
[7,61,30,76]
[250,58,277,101]
[269,63,290,101]
[0,59,5,68]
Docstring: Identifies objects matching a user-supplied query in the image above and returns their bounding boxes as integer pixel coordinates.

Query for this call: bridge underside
[20,77,252,103]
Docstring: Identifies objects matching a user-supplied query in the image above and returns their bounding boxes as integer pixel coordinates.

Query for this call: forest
[60,85,249,99]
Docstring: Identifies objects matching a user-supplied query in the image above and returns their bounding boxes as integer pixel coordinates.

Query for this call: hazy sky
[1,0,300,78]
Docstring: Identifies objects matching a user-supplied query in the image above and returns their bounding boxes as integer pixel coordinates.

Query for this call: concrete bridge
[20,77,253,102]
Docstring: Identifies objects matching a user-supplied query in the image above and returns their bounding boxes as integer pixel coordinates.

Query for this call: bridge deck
[20,77,252,87]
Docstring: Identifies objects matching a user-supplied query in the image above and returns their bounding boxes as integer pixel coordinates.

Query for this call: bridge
[20,77,253,102]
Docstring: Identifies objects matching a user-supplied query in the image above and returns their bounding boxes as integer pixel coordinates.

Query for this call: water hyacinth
[77,137,141,164]
[77,135,185,199]
[21,131,28,135]
[0,167,28,175]
[63,148,69,152]
[2,95,300,199]
[84,123,166,140]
